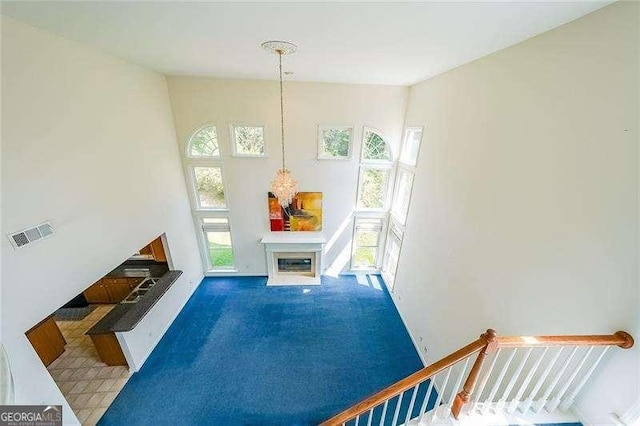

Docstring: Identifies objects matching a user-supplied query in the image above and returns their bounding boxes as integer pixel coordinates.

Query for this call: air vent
[8,221,54,250]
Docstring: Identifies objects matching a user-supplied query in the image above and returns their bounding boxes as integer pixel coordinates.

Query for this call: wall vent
[8,222,54,250]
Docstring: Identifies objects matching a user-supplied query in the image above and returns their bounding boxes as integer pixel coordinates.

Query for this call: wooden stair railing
[320,329,634,426]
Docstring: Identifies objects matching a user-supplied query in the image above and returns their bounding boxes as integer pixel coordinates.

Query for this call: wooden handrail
[496,331,634,349]
[320,331,493,426]
[320,329,634,426]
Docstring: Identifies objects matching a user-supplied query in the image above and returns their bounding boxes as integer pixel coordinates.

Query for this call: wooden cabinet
[89,333,128,366]
[149,236,167,262]
[84,281,111,303]
[26,315,66,367]
[84,277,146,304]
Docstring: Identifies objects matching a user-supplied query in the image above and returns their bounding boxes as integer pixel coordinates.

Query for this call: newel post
[451,329,498,419]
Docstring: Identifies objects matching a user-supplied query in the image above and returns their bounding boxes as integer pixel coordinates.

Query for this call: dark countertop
[86,270,183,334]
[104,259,169,278]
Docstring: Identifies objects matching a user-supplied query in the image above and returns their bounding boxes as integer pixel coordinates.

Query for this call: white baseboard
[380,275,427,367]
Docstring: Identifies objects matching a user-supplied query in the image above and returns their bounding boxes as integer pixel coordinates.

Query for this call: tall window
[357,128,393,211]
[185,124,236,272]
[382,127,423,287]
[352,217,384,270]
[202,218,235,270]
[352,128,394,270]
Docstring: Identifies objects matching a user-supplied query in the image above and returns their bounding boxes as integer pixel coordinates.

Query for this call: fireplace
[275,253,315,276]
[261,233,326,286]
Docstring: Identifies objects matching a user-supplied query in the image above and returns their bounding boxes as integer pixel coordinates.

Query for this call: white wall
[395,2,639,424]
[166,77,408,275]
[1,17,202,424]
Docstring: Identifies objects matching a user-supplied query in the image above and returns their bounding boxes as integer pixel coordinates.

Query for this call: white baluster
[508,347,548,413]
[404,384,420,425]
[472,348,502,412]
[533,346,578,413]
[355,414,360,426]
[432,367,452,420]
[482,348,518,415]
[521,347,563,413]
[496,348,532,412]
[559,346,609,411]
[379,400,389,426]
[366,408,374,426]
[418,376,436,422]
[547,346,594,412]
[391,392,404,426]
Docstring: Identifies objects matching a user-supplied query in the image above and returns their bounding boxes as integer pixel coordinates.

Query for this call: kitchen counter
[86,270,182,334]
[104,259,169,279]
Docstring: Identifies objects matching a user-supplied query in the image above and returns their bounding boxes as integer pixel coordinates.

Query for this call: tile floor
[47,305,130,425]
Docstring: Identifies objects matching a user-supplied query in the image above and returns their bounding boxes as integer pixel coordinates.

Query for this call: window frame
[185,124,221,159]
[195,214,237,272]
[390,168,415,225]
[350,214,386,272]
[399,126,424,167]
[188,163,229,211]
[381,217,404,289]
[361,126,394,164]
[356,164,394,212]
[317,124,354,160]
[229,122,267,158]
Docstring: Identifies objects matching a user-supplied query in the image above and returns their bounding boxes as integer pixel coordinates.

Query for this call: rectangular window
[400,127,423,166]
[352,217,383,269]
[230,124,266,157]
[192,166,227,209]
[318,125,352,160]
[382,220,404,289]
[357,167,391,210]
[391,169,414,224]
[202,217,235,270]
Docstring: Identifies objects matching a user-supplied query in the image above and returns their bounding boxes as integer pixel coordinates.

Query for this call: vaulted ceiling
[1,1,611,85]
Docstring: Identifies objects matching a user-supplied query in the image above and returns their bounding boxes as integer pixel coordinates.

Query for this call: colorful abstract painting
[268,192,323,232]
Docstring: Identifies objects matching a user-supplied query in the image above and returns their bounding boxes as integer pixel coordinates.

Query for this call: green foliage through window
[189,126,219,157]
[207,231,234,268]
[363,130,391,161]
[321,128,351,158]
[194,167,226,208]
[358,168,389,209]
[234,126,265,156]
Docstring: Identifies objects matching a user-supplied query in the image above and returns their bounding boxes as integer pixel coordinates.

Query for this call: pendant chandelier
[262,40,298,208]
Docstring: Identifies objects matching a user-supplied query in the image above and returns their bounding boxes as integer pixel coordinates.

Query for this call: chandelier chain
[278,50,286,171]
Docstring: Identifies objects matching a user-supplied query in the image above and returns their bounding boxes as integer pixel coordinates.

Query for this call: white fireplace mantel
[261,232,326,286]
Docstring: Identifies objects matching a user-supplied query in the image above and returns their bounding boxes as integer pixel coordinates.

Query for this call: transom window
[362,128,392,161]
[318,125,353,160]
[187,125,220,158]
[230,124,266,157]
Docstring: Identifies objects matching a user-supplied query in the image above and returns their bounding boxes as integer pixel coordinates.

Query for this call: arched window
[362,128,392,162]
[187,125,220,158]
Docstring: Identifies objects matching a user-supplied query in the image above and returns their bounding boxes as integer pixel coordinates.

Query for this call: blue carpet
[99,275,426,425]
